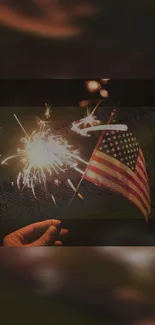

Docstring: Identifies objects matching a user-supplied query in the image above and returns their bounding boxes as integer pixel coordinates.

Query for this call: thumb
[26,225,57,247]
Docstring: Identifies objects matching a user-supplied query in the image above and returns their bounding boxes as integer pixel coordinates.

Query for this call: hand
[3,219,69,247]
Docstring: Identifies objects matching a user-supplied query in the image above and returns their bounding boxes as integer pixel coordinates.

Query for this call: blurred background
[0,0,155,78]
[1,247,155,325]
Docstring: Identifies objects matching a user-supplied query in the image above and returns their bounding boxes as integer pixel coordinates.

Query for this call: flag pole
[68,102,120,208]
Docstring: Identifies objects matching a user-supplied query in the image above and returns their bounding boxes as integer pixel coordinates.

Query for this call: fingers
[59,228,69,237]
[15,219,61,239]
[27,225,57,247]
[26,226,69,247]
[54,241,63,246]
[3,219,69,247]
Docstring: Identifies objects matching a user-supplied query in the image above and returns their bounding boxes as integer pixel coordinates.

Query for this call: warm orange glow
[100,89,108,98]
[86,80,101,93]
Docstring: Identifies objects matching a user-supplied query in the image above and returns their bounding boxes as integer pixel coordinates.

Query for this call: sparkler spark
[71,100,102,137]
[71,100,128,137]
[2,115,88,200]
[44,104,51,120]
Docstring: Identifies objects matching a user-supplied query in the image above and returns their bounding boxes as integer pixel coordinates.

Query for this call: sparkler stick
[68,103,120,207]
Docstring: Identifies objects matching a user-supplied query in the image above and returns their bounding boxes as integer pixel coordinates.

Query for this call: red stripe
[138,150,148,177]
[139,149,146,167]
[91,152,150,205]
[86,164,149,214]
[135,165,149,193]
[136,159,149,191]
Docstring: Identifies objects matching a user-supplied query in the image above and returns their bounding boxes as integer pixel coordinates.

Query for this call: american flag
[83,112,151,220]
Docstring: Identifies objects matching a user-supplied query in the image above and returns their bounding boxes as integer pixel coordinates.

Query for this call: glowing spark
[79,100,91,108]
[71,100,103,136]
[2,115,88,200]
[44,104,51,119]
[86,80,101,93]
[100,89,108,98]
[51,195,57,206]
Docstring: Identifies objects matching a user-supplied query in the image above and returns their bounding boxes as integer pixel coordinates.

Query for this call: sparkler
[2,114,88,202]
[71,100,128,137]
[71,100,103,137]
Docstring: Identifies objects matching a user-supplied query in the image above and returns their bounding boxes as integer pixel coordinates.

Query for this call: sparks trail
[71,100,102,137]
[2,114,88,202]
[71,100,128,137]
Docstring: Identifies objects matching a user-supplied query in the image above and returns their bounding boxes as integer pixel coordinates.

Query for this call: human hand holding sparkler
[3,219,69,247]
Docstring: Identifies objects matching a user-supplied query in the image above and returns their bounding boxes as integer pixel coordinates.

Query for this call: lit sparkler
[71,100,102,137]
[2,114,88,201]
[71,100,128,137]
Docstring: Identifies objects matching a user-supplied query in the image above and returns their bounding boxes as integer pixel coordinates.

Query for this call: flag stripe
[136,160,149,191]
[90,158,150,210]
[84,170,148,218]
[135,164,150,194]
[93,151,150,204]
[139,149,147,168]
[86,164,149,215]
[138,153,148,177]
[93,150,150,202]
[138,149,148,178]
